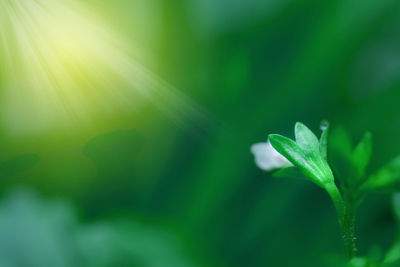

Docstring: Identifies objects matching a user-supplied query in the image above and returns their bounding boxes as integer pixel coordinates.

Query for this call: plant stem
[341,202,357,258]
[325,182,357,259]
[325,182,345,221]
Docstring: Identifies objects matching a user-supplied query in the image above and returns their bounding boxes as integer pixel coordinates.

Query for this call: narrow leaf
[363,155,400,190]
[353,131,372,177]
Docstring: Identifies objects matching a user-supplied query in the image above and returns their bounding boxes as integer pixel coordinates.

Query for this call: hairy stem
[341,202,357,258]
[325,182,357,258]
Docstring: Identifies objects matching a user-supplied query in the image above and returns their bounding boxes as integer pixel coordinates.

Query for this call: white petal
[250,140,292,171]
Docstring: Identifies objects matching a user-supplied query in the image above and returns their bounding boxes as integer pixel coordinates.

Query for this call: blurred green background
[1,0,400,266]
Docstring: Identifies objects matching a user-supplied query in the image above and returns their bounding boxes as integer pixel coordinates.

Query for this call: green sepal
[269,122,334,188]
[269,122,344,231]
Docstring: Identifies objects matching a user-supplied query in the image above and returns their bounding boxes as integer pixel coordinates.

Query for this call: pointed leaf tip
[294,122,319,155]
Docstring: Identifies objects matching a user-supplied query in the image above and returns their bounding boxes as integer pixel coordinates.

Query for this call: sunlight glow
[0,0,202,136]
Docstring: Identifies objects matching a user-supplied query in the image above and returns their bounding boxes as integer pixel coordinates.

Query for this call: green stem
[325,182,345,220]
[341,202,357,258]
[325,182,357,259]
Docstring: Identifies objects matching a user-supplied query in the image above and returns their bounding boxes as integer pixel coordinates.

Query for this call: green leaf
[268,134,306,164]
[268,134,316,180]
[362,155,400,190]
[353,131,372,178]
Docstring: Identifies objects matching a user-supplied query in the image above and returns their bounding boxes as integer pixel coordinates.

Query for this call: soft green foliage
[0,187,199,267]
[0,154,39,177]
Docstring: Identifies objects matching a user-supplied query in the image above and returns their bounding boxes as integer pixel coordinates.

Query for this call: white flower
[251,140,293,171]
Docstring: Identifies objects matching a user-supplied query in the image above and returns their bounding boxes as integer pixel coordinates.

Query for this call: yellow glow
[0,0,202,136]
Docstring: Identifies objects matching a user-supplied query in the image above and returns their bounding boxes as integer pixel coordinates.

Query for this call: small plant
[251,122,400,265]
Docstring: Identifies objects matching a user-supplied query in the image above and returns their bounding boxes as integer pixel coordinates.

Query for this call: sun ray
[0,0,205,136]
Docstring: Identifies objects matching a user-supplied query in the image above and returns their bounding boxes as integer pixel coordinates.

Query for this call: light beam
[0,0,203,136]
